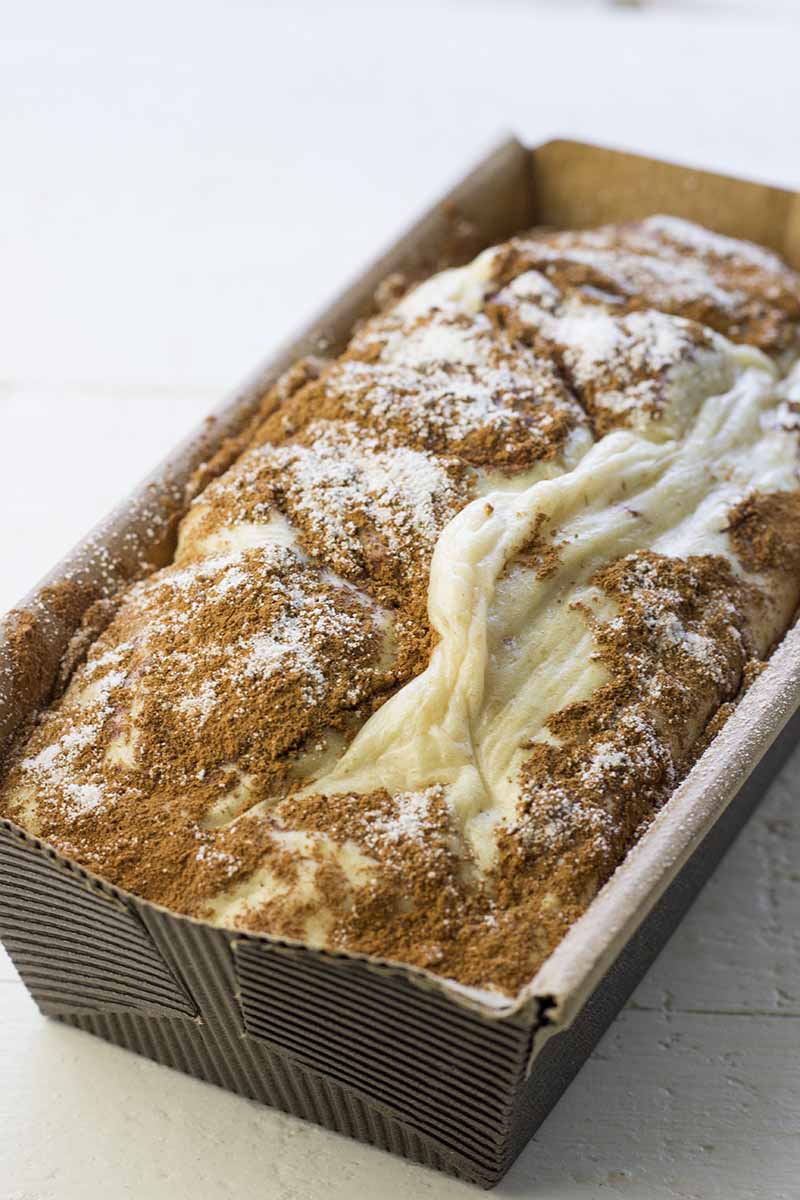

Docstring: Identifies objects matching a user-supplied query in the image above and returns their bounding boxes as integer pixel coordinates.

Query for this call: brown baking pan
[2,137,800,1188]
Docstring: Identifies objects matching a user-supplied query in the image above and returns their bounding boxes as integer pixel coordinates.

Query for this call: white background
[1,2,799,1197]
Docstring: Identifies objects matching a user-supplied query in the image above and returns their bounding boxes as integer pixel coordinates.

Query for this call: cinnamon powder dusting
[491,216,800,357]
[2,214,800,999]
[726,489,800,575]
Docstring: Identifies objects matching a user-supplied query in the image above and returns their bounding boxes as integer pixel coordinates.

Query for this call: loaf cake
[2,216,800,999]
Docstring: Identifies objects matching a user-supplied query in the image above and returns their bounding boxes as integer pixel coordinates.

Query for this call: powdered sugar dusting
[262,420,464,557]
[334,350,571,449]
[498,274,731,436]
[642,215,787,274]
[19,660,127,819]
[370,787,441,845]
[242,589,364,705]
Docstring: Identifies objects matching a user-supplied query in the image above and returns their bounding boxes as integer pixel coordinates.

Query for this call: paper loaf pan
[1,137,800,1188]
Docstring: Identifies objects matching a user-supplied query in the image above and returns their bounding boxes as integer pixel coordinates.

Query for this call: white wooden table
[2,2,799,1196]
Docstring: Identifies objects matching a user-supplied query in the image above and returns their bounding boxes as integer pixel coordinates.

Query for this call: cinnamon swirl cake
[3,216,800,998]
